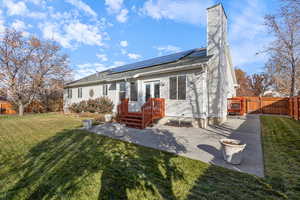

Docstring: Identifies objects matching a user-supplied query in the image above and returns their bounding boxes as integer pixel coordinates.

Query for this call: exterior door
[144,81,160,102]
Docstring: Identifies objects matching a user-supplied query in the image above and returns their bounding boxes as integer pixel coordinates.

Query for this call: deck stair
[117,98,165,129]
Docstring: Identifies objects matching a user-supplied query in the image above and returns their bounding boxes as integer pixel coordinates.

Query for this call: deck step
[119,118,142,122]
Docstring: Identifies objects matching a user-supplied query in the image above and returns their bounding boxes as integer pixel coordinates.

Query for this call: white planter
[104,114,113,122]
[82,119,93,130]
[220,139,246,165]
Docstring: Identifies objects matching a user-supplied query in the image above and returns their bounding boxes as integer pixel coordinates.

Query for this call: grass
[260,116,300,199]
[0,113,286,200]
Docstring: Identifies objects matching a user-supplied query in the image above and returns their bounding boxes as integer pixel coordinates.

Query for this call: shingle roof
[66,48,210,88]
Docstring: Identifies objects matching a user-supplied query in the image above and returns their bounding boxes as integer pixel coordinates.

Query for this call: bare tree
[248,73,273,96]
[264,0,300,96]
[0,29,71,116]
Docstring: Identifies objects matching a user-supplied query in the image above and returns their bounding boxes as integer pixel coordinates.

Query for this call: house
[64,4,237,128]
[0,97,16,115]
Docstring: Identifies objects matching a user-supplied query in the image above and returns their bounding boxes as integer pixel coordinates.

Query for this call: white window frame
[130,81,138,102]
[103,84,108,96]
[169,75,187,100]
[78,88,82,98]
[67,88,72,99]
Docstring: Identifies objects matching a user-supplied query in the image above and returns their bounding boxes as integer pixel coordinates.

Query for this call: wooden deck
[117,98,165,129]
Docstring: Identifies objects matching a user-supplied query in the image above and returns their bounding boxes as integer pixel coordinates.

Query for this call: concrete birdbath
[82,119,93,130]
[220,139,246,165]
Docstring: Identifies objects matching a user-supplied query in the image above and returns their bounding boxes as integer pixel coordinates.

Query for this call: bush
[68,97,114,114]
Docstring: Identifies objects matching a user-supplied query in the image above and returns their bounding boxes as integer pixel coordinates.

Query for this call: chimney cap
[207,3,227,19]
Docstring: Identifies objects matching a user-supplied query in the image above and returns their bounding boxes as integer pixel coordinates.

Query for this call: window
[103,84,108,96]
[67,88,72,99]
[89,89,94,97]
[119,82,126,101]
[109,82,116,90]
[130,82,138,101]
[169,77,177,99]
[178,75,186,100]
[154,83,160,98]
[78,88,82,98]
[169,75,186,100]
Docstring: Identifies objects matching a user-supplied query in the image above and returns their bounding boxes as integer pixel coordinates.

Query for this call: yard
[0,113,296,199]
[261,116,300,199]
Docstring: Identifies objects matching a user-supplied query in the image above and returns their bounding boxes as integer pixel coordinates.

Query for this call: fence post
[259,97,263,114]
[296,97,300,120]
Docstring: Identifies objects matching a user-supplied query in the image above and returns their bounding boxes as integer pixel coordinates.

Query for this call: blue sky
[0,0,280,80]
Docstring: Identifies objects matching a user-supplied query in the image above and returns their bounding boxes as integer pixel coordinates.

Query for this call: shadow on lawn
[4,128,186,200]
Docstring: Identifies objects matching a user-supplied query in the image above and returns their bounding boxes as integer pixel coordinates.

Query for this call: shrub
[68,97,114,114]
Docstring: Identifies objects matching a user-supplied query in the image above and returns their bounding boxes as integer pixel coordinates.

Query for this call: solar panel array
[110,48,199,73]
[187,49,207,58]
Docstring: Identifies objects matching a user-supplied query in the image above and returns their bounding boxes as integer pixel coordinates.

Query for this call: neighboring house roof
[66,48,211,88]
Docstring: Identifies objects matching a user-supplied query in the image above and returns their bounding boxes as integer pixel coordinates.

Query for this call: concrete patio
[90,114,264,177]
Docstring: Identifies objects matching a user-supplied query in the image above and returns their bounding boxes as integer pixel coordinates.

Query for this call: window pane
[68,88,72,99]
[78,88,83,98]
[145,84,151,102]
[103,85,107,95]
[119,82,126,100]
[178,75,186,100]
[109,82,116,90]
[119,82,126,91]
[154,83,160,98]
[169,77,177,99]
[119,92,126,101]
[130,82,138,101]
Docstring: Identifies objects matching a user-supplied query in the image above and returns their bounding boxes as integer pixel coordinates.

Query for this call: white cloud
[4,0,28,16]
[155,45,181,55]
[40,22,71,48]
[120,40,128,47]
[11,19,29,36]
[105,0,129,23]
[65,0,97,17]
[228,0,271,69]
[141,0,212,25]
[0,10,5,33]
[64,21,104,46]
[105,0,124,13]
[39,20,105,48]
[11,20,26,30]
[27,11,47,19]
[25,0,45,5]
[128,53,141,60]
[97,53,108,61]
[3,0,47,18]
[75,62,109,79]
[116,9,128,23]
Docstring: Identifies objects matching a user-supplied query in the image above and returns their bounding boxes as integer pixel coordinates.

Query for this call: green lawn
[0,113,286,200]
[261,116,300,199]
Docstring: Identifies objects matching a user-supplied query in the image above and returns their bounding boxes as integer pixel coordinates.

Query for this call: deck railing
[117,98,165,128]
[117,98,128,118]
[141,98,165,128]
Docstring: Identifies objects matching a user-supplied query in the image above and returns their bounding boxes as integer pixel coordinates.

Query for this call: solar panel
[110,49,197,73]
[187,49,207,58]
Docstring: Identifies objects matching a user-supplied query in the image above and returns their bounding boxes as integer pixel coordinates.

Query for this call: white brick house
[64,4,237,127]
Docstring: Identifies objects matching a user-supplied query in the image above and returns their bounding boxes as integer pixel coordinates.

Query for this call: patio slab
[89,114,264,177]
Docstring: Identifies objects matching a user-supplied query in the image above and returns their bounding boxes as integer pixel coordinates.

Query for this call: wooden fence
[289,97,300,120]
[0,101,17,115]
[228,96,300,120]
